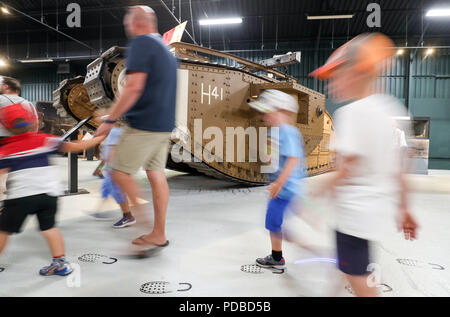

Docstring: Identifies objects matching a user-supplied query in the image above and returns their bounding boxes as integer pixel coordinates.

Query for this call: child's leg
[39,227,73,276]
[256,198,291,267]
[270,231,283,252]
[40,228,65,257]
[36,196,66,258]
[109,171,136,228]
[0,231,9,254]
[119,201,132,217]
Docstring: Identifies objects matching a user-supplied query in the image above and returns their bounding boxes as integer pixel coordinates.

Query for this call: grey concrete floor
[0,156,449,297]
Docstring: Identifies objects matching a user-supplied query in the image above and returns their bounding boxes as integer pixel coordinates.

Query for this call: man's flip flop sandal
[129,241,170,259]
[132,235,169,246]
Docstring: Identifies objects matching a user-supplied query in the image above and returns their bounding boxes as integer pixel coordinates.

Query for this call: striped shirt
[0,132,63,200]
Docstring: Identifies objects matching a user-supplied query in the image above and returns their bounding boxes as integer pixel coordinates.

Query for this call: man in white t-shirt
[310,33,419,297]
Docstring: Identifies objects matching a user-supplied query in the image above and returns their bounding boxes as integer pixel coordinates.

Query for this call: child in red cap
[0,102,105,276]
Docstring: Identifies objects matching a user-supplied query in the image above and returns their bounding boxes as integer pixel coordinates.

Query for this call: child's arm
[268,156,300,199]
[59,135,106,153]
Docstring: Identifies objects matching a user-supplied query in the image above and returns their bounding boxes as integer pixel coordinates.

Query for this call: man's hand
[268,181,283,199]
[398,209,419,240]
[95,122,113,137]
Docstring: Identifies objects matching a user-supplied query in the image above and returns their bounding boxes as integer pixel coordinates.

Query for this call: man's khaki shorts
[112,125,171,174]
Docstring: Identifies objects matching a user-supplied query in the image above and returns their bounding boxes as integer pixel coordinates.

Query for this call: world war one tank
[53,43,334,185]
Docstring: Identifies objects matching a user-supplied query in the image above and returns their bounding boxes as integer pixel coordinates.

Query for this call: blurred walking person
[95,6,177,251]
[310,33,419,297]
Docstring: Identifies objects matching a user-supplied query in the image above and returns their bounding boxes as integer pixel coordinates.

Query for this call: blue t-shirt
[125,34,178,132]
[270,124,306,200]
[101,127,123,163]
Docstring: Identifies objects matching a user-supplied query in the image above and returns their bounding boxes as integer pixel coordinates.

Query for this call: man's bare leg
[132,170,168,246]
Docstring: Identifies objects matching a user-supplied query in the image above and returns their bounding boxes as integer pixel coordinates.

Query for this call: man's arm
[95,72,147,136]
[397,171,419,240]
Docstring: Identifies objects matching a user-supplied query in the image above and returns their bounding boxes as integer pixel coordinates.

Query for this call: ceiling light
[426,8,450,17]
[0,59,8,67]
[396,49,404,55]
[425,48,434,56]
[1,7,10,14]
[199,18,243,26]
[18,58,54,63]
[307,14,354,20]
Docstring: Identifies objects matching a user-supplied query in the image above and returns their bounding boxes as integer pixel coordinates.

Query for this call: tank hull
[53,44,335,184]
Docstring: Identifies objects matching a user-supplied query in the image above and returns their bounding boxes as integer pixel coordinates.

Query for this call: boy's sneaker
[39,261,73,276]
[256,255,286,269]
[113,216,136,229]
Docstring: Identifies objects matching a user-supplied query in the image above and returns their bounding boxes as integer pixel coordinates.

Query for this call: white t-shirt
[331,94,410,241]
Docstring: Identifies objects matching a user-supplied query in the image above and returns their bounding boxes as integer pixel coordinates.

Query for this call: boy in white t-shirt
[310,33,419,297]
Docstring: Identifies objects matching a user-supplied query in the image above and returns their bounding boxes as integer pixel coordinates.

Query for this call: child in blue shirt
[248,89,306,269]
[97,123,135,228]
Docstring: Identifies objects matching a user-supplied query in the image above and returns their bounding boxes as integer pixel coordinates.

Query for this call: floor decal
[240,264,286,274]
[140,281,192,295]
[396,259,445,270]
[78,254,118,264]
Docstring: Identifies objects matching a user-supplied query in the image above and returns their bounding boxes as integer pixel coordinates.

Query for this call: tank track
[168,142,267,186]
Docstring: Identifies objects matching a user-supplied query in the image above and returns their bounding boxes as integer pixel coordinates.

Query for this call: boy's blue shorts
[101,171,127,205]
[265,197,293,233]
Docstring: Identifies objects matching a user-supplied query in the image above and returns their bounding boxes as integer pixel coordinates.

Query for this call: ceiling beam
[0,1,94,50]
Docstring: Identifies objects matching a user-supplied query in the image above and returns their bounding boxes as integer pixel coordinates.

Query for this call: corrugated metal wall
[13,68,78,104]
[411,49,450,99]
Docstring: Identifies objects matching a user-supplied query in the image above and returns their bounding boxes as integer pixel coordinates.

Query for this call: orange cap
[309,33,394,80]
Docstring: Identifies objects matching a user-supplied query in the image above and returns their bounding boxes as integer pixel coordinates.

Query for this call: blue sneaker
[39,261,73,276]
[113,215,136,229]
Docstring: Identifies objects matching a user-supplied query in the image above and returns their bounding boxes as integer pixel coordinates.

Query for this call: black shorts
[336,231,371,276]
[0,194,58,234]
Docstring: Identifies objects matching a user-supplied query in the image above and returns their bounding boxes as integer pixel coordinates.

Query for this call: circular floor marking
[140,281,171,294]
[241,264,265,274]
[78,254,117,264]
[396,258,445,270]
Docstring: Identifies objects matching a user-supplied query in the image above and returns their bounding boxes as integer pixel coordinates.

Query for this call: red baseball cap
[0,103,38,130]
[309,33,394,80]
